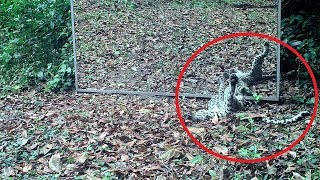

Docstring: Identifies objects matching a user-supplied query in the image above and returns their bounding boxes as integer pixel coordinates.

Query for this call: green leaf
[114,50,121,56]
[236,125,249,132]
[50,21,55,29]
[60,64,67,72]
[238,148,250,157]
[293,96,305,103]
[240,116,252,121]
[13,85,20,91]
[66,67,72,73]
[209,170,217,179]
[236,113,246,119]
[306,97,315,104]
[37,71,44,79]
[191,155,203,165]
[253,93,262,102]
[47,63,52,69]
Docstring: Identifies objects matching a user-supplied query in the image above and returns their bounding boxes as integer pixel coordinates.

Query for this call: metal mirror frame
[71,0,281,101]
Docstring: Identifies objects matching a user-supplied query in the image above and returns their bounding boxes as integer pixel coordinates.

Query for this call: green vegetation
[281,2,320,84]
[252,92,262,103]
[0,0,74,94]
[238,146,262,158]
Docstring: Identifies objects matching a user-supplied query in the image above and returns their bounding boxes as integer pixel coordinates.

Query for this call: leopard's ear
[222,71,229,79]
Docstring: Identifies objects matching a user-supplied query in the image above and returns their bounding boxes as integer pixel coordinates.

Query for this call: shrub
[281,2,320,83]
[0,0,74,93]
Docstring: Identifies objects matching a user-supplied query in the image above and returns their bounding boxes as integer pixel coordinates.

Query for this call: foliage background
[0,0,74,93]
[281,0,320,83]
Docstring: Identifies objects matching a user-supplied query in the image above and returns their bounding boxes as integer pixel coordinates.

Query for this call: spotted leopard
[191,42,311,124]
[224,42,275,95]
[192,73,311,124]
[192,43,271,121]
[191,73,242,121]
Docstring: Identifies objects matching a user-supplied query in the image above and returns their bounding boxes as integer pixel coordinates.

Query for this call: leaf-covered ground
[0,88,319,179]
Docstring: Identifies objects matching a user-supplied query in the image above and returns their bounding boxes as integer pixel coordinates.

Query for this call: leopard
[192,73,311,124]
[191,42,311,124]
[191,73,243,121]
[192,42,271,121]
[223,42,275,96]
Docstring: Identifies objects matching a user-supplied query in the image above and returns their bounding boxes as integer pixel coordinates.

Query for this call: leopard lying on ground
[191,42,311,124]
[192,73,310,124]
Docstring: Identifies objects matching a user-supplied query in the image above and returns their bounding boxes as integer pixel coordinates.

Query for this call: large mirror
[71,0,280,100]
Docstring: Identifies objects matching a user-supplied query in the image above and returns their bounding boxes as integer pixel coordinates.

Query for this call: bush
[281,3,320,82]
[0,0,74,93]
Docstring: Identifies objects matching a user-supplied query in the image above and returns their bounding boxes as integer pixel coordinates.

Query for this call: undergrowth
[281,10,320,86]
[0,0,74,94]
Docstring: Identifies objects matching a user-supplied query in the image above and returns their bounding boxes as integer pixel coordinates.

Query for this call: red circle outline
[175,32,319,163]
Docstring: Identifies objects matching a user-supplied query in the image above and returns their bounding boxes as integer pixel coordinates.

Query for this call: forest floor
[1,0,320,179]
[0,87,318,179]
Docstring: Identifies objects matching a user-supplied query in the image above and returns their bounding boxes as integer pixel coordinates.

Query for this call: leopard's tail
[255,111,310,124]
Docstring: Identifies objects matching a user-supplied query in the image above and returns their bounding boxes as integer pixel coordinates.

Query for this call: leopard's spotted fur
[192,74,242,121]
[224,42,272,95]
[192,42,311,124]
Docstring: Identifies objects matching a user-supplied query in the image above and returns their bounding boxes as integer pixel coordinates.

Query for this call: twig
[281,0,292,9]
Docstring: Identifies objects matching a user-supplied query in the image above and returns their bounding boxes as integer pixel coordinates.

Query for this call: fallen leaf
[38,157,48,165]
[159,149,181,160]
[163,113,169,122]
[3,167,15,177]
[131,66,138,71]
[66,164,77,170]
[26,143,38,150]
[213,145,228,155]
[20,138,29,147]
[188,127,206,134]
[266,161,277,175]
[99,131,108,141]
[49,153,61,172]
[139,108,151,114]
[292,172,303,179]
[121,154,129,161]
[242,112,264,118]
[22,130,28,138]
[22,163,32,173]
[288,151,297,158]
[77,152,88,164]
[41,144,54,155]
[156,175,167,180]
[185,153,194,161]
[211,113,219,124]
[45,111,56,117]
